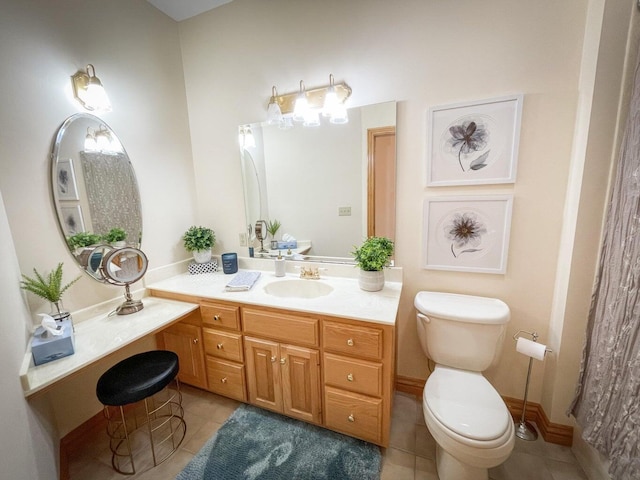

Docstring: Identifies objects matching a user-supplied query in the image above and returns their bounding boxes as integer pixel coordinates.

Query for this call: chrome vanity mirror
[50,113,142,282]
[239,101,396,261]
[100,247,148,315]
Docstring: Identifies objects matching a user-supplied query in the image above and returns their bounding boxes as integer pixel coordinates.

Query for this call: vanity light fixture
[238,125,256,150]
[267,86,283,125]
[83,125,122,153]
[268,75,352,127]
[71,64,112,112]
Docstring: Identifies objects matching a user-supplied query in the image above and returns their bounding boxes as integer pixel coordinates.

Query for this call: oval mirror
[50,113,142,282]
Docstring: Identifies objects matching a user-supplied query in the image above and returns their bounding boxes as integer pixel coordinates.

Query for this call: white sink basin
[263,279,334,299]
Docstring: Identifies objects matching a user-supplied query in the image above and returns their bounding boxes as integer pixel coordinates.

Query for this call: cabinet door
[245,337,282,413]
[281,344,322,425]
[159,322,207,389]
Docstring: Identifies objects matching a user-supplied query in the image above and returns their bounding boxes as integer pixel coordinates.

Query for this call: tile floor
[68,386,588,480]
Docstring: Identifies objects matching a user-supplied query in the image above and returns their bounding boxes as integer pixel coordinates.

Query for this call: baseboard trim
[394,377,573,447]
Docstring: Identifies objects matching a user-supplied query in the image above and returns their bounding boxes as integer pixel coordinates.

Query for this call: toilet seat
[424,366,510,444]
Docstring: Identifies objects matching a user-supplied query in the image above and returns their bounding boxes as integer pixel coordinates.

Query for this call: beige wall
[1,0,637,474]
[178,0,599,415]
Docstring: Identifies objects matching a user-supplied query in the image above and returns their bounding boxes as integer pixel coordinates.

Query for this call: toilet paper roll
[516,337,547,361]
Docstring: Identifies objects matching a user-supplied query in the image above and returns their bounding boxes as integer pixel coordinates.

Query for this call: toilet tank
[414,291,510,372]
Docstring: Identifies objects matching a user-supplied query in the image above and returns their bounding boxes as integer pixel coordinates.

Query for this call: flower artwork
[444,212,487,258]
[423,196,513,274]
[427,95,522,186]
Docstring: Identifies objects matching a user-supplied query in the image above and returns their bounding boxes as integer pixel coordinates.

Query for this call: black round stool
[96,350,186,475]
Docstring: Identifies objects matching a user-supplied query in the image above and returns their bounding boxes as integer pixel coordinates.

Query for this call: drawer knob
[348,414,355,422]
[347,373,354,382]
[221,377,228,383]
[216,343,224,349]
[213,314,221,321]
[280,358,286,365]
[193,338,198,344]
[347,338,354,347]
[271,356,277,363]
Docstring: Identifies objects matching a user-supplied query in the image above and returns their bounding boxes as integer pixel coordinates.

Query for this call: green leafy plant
[66,232,102,250]
[103,227,127,243]
[20,263,81,303]
[266,219,281,238]
[183,225,216,252]
[352,236,394,271]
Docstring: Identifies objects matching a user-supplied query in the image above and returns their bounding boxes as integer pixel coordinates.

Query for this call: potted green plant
[352,236,394,291]
[20,263,81,320]
[103,227,127,247]
[183,225,216,263]
[267,219,281,249]
[67,232,102,251]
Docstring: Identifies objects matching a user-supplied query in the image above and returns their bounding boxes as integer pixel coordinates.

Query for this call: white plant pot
[358,269,385,292]
[192,248,212,264]
[112,241,126,248]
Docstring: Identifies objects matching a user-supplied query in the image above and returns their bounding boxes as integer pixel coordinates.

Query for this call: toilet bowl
[415,291,515,480]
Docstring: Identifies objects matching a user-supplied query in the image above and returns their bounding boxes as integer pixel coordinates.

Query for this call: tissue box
[277,241,297,249]
[31,318,75,366]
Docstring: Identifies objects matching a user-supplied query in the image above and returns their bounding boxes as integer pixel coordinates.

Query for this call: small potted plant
[183,225,216,263]
[66,232,103,266]
[267,219,281,249]
[20,263,81,320]
[103,227,127,247]
[352,236,394,291]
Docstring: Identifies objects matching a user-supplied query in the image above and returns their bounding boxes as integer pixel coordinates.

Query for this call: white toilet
[414,291,515,480]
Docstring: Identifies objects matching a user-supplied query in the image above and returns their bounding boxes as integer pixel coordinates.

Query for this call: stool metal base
[103,379,186,475]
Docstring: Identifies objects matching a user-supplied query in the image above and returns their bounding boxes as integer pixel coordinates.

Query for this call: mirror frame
[50,113,142,283]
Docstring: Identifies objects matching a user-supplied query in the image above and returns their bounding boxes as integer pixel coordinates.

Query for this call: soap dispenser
[275,251,285,277]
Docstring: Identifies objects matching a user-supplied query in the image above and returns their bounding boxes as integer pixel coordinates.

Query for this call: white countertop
[146,268,402,326]
[20,297,198,397]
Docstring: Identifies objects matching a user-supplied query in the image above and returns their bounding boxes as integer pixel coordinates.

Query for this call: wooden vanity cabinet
[201,301,246,402]
[322,319,394,446]
[152,291,395,447]
[156,310,208,389]
[243,308,322,425]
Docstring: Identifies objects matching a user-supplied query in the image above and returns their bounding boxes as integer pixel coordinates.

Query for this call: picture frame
[426,94,523,186]
[56,158,80,200]
[423,195,513,274]
[59,205,85,235]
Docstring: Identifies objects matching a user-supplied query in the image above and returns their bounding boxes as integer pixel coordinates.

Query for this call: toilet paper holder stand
[511,330,552,441]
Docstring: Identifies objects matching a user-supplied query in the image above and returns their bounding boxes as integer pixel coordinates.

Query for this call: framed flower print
[423,195,513,274]
[426,94,523,186]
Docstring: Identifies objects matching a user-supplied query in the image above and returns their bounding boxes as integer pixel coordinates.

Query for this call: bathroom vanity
[148,263,401,447]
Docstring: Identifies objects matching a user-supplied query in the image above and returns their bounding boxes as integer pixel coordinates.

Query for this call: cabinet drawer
[203,328,243,362]
[243,308,319,347]
[324,386,382,444]
[201,302,240,331]
[206,357,246,402]
[323,321,383,360]
[324,353,382,397]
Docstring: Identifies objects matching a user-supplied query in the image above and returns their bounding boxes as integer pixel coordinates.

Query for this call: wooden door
[367,127,396,241]
[280,344,322,424]
[245,336,283,413]
[158,322,207,389]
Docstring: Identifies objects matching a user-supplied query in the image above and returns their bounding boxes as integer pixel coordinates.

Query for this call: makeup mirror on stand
[100,247,148,315]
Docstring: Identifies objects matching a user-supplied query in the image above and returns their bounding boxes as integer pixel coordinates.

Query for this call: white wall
[0,190,58,480]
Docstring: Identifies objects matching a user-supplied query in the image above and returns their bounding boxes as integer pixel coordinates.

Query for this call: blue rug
[177,404,381,479]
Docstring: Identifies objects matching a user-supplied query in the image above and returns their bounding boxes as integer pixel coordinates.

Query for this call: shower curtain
[569,51,640,479]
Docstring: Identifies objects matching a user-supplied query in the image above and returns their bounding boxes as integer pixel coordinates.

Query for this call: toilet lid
[424,366,510,441]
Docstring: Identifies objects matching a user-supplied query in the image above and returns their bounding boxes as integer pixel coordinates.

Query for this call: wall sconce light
[71,64,112,112]
[268,74,351,127]
[238,125,256,150]
[84,126,121,153]
[267,86,283,125]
